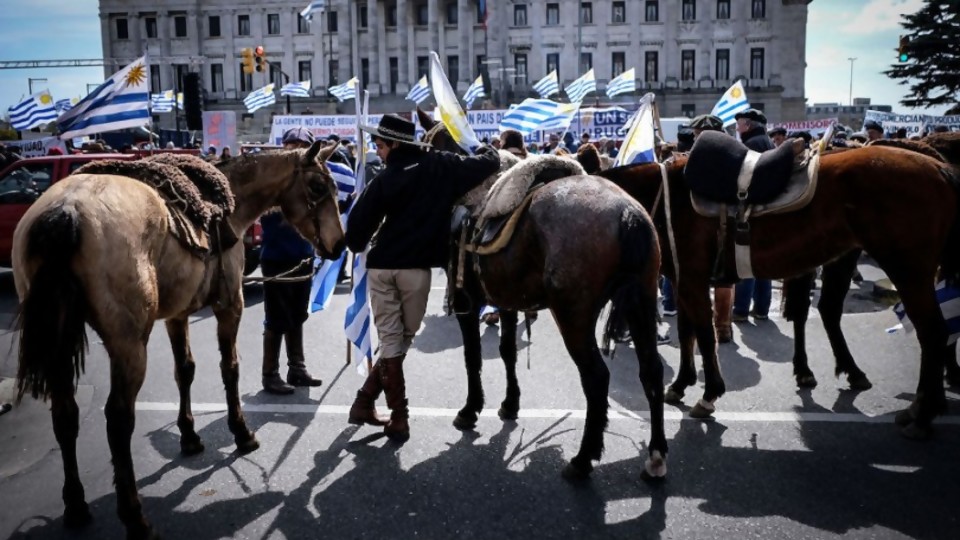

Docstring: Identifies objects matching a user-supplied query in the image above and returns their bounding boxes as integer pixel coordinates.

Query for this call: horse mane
[577,143,602,174]
[923,132,960,165]
[867,139,947,162]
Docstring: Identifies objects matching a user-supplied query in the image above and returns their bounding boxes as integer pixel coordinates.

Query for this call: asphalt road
[0,263,958,540]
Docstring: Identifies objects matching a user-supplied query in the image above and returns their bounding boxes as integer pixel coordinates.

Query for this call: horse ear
[416,107,437,130]
[304,140,336,163]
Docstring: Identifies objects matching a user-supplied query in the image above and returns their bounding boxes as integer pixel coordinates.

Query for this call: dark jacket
[741,126,775,153]
[260,212,315,262]
[346,145,500,269]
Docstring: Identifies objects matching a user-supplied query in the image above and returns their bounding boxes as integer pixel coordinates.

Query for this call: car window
[0,162,55,205]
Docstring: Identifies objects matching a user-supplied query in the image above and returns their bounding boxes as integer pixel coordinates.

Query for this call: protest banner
[202,111,238,153]
[0,136,68,158]
[767,118,838,136]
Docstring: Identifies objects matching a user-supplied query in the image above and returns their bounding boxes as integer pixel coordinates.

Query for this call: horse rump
[16,203,89,401]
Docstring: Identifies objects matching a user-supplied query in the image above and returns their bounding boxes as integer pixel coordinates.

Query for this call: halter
[423,123,448,147]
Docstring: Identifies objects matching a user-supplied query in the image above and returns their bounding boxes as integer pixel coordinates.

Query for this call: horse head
[417,107,465,155]
[278,141,346,259]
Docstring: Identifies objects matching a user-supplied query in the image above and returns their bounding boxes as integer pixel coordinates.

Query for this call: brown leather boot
[348,363,389,426]
[262,329,294,395]
[380,355,410,440]
[714,286,734,344]
[285,325,322,387]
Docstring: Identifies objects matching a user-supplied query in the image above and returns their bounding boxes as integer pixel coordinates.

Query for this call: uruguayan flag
[565,68,596,103]
[150,90,176,113]
[300,0,327,21]
[711,80,750,127]
[430,52,481,153]
[405,75,431,104]
[54,97,79,116]
[344,158,373,372]
[614,93,657,166]
[243,83,276,113]
[329,77,358,102]
[310,161,357,312]
[281,80,311,98]
[532,70,560,98]
[58,56,151,139]
[9,91,59,131]
[463,75,486,109]
[888,281,960,344]
[499,98,576,135]
[606,68,636,98]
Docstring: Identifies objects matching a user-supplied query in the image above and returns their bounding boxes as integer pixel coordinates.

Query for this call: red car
[0,153,261,274]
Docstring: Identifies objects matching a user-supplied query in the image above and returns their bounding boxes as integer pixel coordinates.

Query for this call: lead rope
[659,163,681,291]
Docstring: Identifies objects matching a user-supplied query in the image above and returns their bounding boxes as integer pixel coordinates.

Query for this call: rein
[658,163,681,290]
[242,257,317,285]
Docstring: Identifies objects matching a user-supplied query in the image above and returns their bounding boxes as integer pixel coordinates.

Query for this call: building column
[458,0,471,79]
[368,0,383,94]
[223,10,238,100]
[397,0,411,89]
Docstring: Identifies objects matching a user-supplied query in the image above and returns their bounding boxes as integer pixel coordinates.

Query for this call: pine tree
[884,0,960,110]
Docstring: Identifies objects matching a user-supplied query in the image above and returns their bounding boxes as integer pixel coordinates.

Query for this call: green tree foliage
[884,0,960,110]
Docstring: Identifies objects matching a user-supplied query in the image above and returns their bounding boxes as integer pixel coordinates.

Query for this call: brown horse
[420,117,667,480]
[598,145,960,439]
[12,144,345,539]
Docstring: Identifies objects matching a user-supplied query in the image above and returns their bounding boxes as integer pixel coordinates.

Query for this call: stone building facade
[98,0,812,133]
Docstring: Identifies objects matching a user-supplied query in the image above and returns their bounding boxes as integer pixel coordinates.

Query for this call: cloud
[840,0,925,34]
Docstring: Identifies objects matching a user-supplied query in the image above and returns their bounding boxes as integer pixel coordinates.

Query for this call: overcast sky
[0,0,952,120]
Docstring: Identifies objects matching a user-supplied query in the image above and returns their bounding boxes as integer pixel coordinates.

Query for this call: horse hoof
[453,413,477,430]
[497,405,519,421]
[63,503,92,529]
[689,400,716,420]
[235,434,260,454]
[561,461,592,481]
[894,408,916,427]
[180,438,205,456]
[640,450,667,482]
[899,422,933,440]
[796,375,818,389]
[664,387,684,405]
[847,374,873,391]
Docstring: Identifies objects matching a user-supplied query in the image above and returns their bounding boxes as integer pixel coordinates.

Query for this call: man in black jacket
[345,114,500,440]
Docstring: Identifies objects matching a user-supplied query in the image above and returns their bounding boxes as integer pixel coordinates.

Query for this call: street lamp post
[847,57,857,107]
[27,77,47,95]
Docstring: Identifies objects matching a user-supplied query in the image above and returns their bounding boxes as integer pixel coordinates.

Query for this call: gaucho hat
[360,114,430,147]
[735,108,768,125]
[863,120,883,133]
[690,114,724,131]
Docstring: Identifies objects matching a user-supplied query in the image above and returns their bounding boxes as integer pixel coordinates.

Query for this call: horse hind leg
[818,251,872,390]
[165,318,204,455]
[51,392,92,528]
[783,273,818,388]
[625,289,668,481]
[498,309,521,420]
[213,302,258,452]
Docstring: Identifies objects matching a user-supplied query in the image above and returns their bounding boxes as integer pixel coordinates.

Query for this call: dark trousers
[262,258,312,333]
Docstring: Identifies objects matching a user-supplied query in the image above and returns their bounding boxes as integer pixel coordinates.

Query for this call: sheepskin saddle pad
[456,149,522,217]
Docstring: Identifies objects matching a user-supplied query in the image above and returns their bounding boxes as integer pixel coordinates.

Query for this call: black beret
[689,114,724,131]
[734,108,767,124]
[863,120,883,132]
[788,131,812,143]
[768,126,787,137]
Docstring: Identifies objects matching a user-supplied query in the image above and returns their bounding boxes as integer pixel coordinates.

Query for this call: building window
[645,51,659,82]
[514,5,527,26]
[239,64,252,92]
[145,17,157,39]
[150,65,161,94]
[387,4,398,27]
[237,15,250,36]
[580,2,593,24]
[476,2,485,24]
[611,52,626,78]
[612,2,626,23]
[580,53,593,72]
[681,103,696,117]
[682,0,696,21]
[514,54,528,85]
[751,48,765,79]
[716,49,730,80]
[681,50,695,81]
[717,0,730,19]
[359,3,369,28]
[297,13,309,33]
[328,11,338,32]
[267,14,280,35]
[209,16,221,37]
[174,15,187,38]
[361,58,370,88]
[446,2,458,24]
[417,56,429,78]
[389,57,399,93]
[752,0,766,19]
[645,1,659,22]
[416,3,429,25]
[269,63,283,85]
[173,64,188,91]
[546,53,560,82]
[447,56,460,81]
[546,3,560,26]
[299,60,312,83]
[329,60,339,86]
[115,17,128,40]
[210,64,223,92]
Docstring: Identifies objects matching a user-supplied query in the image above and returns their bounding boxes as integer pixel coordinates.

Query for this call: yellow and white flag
[429,51,481,154]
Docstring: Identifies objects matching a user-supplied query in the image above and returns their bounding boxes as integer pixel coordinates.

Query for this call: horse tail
[941,166,960,286]
[16,203,89,402]
[602,207,660,356]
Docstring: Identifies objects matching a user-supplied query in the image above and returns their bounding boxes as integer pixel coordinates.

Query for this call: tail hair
[602,207,659,356]
[16,203,88,401]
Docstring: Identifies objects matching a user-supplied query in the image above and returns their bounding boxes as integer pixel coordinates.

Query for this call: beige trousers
[368,268,432,358]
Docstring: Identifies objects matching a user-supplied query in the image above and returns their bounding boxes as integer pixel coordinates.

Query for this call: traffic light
[255,45,267,73]
[241,47,254,75]
[898,35,910,62]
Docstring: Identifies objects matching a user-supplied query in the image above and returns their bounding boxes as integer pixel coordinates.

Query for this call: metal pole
[847,57,856,106]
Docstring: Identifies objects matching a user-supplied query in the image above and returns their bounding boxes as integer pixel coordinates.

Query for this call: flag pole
[652,96,665,162]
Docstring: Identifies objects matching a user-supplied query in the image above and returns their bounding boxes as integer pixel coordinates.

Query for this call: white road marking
[135,402,960,424]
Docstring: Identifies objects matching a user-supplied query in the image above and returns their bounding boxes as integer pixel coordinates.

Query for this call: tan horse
[12,142,344,539]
